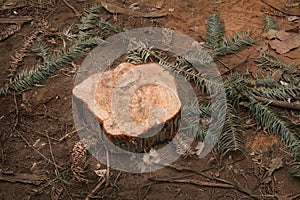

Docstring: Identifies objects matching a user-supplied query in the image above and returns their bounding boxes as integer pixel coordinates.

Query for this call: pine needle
[249,98,300,158]
[263,15,279,31]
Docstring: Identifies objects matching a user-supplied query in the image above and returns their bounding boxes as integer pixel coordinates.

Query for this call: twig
[155,163,257,199]
[140,183,152,200]
[149,177,259,199]
[85,178,106,200]
[46,133,73,200]
[0,171,48,185]
[261,0,300,17]
[149,177,236,189]
[12,93,19,131]
[19,123,59,142]
[0,16,33,23]
[85,133,110,200]
[221,54,250,75]
[62,0,80,16]
[16,130,63,170]
[252,95,300,111]
[217,59,231,71]
[59,128,81,142]
[0,4,26,11]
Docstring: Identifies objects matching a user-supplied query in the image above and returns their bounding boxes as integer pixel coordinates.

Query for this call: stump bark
[73,62,181,152]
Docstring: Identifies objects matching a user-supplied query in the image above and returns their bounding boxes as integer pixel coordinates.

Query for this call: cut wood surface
[73,62,181,152]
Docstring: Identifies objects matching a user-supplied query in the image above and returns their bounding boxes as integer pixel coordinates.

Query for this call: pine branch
[31,40,49,58]
[225,74,250,106]
[255,51,295,69]
[214,32,254,57]
[0,37,104,96]
[98,18,120,34]
[289,161,300,177]
[77,6,102,31]
[217,103,246,155]
[263,15,279,31]
[245,76,281,88]
[249,98,300,158]
[252,85,300,100]
[205,14,225,49]
[282,72,300,87]
[181,101,211,141]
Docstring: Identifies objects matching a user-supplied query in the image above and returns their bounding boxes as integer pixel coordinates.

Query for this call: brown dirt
[0,0,300,199]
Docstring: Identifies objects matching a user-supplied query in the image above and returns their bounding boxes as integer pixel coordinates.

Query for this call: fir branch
[255,51,295,69]
[77,6,102,31]
[0,37,104,96]
[31,40,49,58]
[217,103,246,155]
[263,15,279,31]
[245,76,281,88]
[99,18,120,35]
[249,98,300,158]
[205,14,225,49]
[214,32,254,57]
[225,74,249,106]
[282,72,300,87]
[252,85,300,100]
[181,101,211,141]
[289,161,300,177]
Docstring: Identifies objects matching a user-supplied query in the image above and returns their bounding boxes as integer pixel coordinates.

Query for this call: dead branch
[85,178,106,200]
[0,16,33,23]
[261,0,300,17]
[59,128,81,142]
[62,0,80,16]
[148,177,259,199]
[149,177,235,189]
[16,130,63,170]
[0,171,48,185]
[252,95,300,111]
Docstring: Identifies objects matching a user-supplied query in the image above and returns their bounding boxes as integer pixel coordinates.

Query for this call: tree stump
[73,62,181,152]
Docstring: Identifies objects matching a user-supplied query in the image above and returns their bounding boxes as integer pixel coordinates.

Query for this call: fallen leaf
[264,29,300,54]
[269,35,300,54]
[276,30,292,41]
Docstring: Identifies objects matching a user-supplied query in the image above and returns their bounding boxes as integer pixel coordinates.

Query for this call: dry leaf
[264,30,300,54]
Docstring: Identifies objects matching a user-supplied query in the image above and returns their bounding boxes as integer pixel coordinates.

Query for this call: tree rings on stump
[73,62,181,152]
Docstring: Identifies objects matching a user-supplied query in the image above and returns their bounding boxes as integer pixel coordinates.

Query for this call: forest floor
[0,0,300,199]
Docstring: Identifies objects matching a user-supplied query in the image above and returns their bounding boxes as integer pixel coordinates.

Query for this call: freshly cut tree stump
[73,62,181,152]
